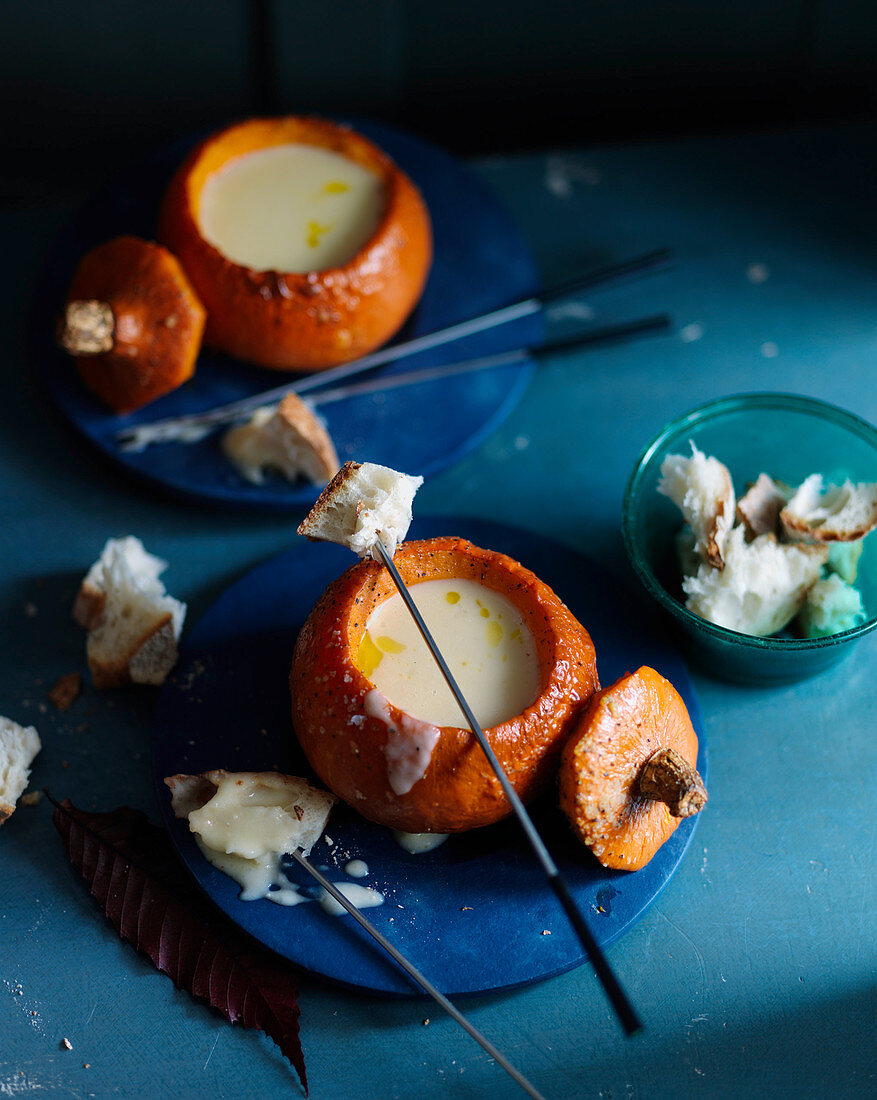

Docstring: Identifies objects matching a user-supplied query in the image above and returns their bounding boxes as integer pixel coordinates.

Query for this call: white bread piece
[297,460,423,560]
[659,443,735,568]
[86,541,186,688]
[796,573,866,639]
[781,475,877,542]
[736,473,789,539]
[164,770,336,858]
[827,540,864,584]
[682,526,828,636]
[222,394,339,487]
[0,717,41,825]
[73,536,167,630]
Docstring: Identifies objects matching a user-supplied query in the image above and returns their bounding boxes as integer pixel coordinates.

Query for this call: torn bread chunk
[682,526,828,636]
[222,393,339,486]
[166,770,336,857]
[297,460,423,559]
[85,540,186,688]
[0,717,41,825]
[658,443,735,568]
[827,540,864,584]
[736,473,789,539]
[796,573,866,639]
[781,475,877,543]
[73,536,167,630]
[165,771,336,904]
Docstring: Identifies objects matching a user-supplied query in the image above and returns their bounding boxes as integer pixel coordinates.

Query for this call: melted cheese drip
[188,774,329,858]
[195,838,308,906]
[364,689,441,795]
[198,144,384,272]
[186,772,333,905]
[358,578,540,729]
[393,831,450,853]
[318,882,385,916]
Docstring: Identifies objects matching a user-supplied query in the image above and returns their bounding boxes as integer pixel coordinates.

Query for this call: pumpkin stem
[58,300,115,356]
[638,747,707,818]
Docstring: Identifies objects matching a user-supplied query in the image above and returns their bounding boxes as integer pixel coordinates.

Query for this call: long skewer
[373,539,642,1037]
[288,849,547,1100]
[306,314,671,408]
[117,313,670,451]
[114,248,672,449]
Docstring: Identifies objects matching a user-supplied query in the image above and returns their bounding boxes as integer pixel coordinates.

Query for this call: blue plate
[152,518,707,997]
[35,120,541,509]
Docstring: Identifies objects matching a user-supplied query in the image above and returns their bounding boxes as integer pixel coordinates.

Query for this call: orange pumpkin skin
[65,236,205,414]
[290,538,599,833]
[559,666,701,871]
[158,116,433,372]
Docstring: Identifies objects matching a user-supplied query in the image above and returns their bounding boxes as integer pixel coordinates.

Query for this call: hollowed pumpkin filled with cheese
[158,115,433,371]
[290,537,599,833]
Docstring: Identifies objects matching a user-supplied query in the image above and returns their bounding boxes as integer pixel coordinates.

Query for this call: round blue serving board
[152,518,707,998]
[35,120,541,509]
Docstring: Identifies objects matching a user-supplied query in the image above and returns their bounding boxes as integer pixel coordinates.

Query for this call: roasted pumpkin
[559,665,707,871]
[59,235,205,414]
[159,116,433,372]
[290,537,599,833]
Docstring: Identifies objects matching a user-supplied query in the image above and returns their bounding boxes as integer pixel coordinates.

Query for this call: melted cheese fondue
[198,144,384,272]
[187,772,333,905]
[357,578,540,729]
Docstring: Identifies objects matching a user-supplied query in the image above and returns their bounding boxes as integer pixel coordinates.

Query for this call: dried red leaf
[49,794,307,1093]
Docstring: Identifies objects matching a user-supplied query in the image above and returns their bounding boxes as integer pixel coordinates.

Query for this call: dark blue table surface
[1,123,875,1099]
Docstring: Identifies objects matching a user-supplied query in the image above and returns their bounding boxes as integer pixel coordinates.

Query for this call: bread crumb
[746,262,770,284]
[24,603,38,618]
[49,672,82,712]
[20,791,42,807]
[679,322,705,343]
[541,929,552,935]
[422,1018,430,1026]
[61,1038,72,1050]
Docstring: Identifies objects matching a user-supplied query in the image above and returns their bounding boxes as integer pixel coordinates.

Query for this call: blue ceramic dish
[35,119,541,510]
[153,517,707,997]
[622,392,877,684]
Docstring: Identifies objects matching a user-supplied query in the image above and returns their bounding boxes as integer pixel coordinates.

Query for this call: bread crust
[0,718,41,826]
[297,461,362,542]
[781,477,877,543]
[88,612,177,689]
[276,394,339,483]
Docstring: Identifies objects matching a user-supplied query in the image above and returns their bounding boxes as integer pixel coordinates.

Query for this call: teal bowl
[622,393,877,684]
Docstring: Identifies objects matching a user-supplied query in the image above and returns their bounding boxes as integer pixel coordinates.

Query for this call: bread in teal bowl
[622,392,877,684]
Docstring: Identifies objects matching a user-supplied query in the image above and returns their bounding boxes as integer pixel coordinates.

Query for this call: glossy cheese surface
[198,144,384,272]
[358,578,540,728]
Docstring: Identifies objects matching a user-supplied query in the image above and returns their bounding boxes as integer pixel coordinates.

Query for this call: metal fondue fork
[288,849,548,1100]
[114,247,672,450]
[373,538,643,1037]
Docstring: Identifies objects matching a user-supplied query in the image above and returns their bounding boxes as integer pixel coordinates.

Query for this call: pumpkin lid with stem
[58,235,206,415]
[559,665,707,871]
